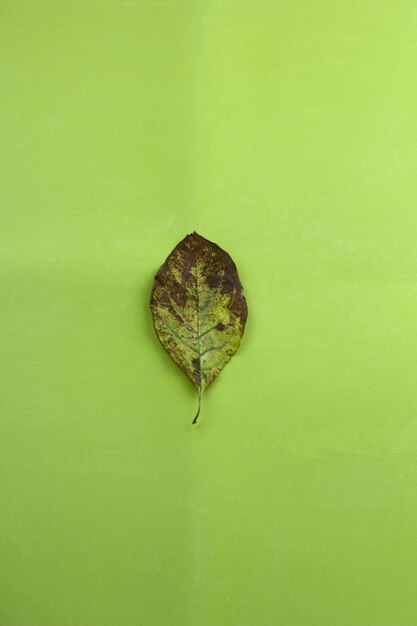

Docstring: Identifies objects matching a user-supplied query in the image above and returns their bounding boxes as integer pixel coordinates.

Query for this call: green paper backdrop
[1,1,417,625]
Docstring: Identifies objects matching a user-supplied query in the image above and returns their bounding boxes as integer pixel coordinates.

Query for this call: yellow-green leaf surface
[150,232,248,423]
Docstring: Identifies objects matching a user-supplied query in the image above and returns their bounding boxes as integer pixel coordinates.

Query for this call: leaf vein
[164,323,198,354]
[201,344,228,357]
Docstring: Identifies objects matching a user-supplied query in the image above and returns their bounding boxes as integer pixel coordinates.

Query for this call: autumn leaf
[150,232,248,424]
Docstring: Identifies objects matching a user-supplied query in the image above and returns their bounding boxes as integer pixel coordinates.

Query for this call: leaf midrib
[195,259,202,387]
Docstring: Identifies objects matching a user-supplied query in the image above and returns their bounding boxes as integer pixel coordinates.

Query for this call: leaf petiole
[192,386,202,425]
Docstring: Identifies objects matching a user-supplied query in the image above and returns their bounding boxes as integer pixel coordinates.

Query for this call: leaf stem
[192,386,202,424]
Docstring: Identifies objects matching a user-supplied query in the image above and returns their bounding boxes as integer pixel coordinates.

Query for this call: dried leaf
[150,232,248,424]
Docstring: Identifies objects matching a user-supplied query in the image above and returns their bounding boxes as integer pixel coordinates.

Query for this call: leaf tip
[189,230,203,241]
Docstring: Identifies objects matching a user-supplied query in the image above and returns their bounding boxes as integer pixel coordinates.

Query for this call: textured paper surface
[1,2,417,625]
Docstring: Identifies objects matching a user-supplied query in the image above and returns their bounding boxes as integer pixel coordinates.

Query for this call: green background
[1,1,417,624]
